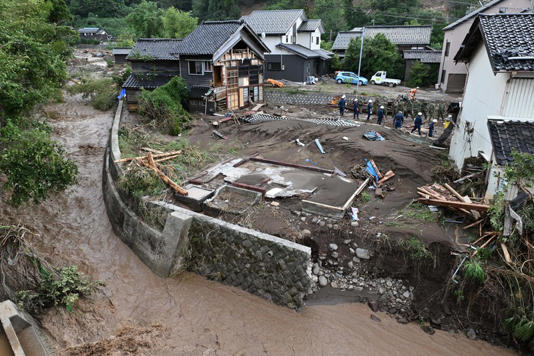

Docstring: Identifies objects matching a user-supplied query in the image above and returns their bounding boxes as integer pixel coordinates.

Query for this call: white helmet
[342,94,346,99]
[433,119,438,123]
[380,105,384,109]
[368,99,372,103]
[418,112,422,115]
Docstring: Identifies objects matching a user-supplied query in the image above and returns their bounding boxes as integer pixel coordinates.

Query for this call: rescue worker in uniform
[411,112,423,135]
[429,119,437,137]
[377,105,384,125]
[394,111,404,129]
[353,98,360,119]
[367,99,373,121]
[338,94,346,116]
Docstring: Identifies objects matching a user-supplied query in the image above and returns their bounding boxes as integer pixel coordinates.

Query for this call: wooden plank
[418,198,490,211]
[115,150,182,163]
[142,153,188,196]
[378,170,395,185]
[463,218,485,230]
[370,160,383,179]
[342,178,371,210]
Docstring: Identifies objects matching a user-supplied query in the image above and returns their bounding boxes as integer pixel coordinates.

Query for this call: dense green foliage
[342,34,404,79]
[162,7,198,39]
[406,62,439,88]
[138,77,192,135]
[0,0,78,206]
[16,265,99,314]
[67,78,119,111]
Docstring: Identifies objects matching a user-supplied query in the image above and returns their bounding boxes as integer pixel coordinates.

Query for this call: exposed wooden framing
[417,198,490,211]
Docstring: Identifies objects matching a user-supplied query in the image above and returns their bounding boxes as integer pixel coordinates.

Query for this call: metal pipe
[356,27,365,95]
[508,56,534,60]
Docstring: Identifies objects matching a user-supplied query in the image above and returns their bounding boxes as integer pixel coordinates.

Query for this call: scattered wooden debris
[115,150,182,163]
[417,198,490,212]
[378,170,395,186]
[212,130,227,140]
[140,152,188,196]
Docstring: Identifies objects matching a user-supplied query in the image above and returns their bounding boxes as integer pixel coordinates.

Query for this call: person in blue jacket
[367,99,373,121]
[339,94,346,116]
[411,112,423,135]
[377,105,385,125]
[394,111,404,129]
[429,119,437,137]
[353,98,360,119]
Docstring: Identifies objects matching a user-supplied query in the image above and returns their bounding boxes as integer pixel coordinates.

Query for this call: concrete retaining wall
[103,100,312,308]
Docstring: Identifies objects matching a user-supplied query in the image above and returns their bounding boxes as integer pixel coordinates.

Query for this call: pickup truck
[370,71,401,87]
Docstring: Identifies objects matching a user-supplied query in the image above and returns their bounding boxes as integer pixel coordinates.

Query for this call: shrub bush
[138,76,191,135]
[67,78,118,111]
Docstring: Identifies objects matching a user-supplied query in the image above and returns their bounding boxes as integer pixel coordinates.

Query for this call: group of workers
[338,95,439,137]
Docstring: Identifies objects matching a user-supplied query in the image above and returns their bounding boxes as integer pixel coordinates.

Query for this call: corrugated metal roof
[122,74,174,89]
[332,31,361,50]
[488,119,534,165]
[78,27,100,34]
[242,9,304,34]
[503,78,534,118]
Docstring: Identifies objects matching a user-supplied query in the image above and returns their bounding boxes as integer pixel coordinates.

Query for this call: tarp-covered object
[363,131,385,141]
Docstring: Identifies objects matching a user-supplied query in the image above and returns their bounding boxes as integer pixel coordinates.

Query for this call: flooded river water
[0,92,514,355]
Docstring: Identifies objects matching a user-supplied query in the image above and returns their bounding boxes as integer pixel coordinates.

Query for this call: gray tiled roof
[456,14,534,72]
[122,74,174,89]
[443,0,503,31]
[78,27,100,34]
[363,26,432,45]
[127,39,181,61]
[299,19,324,33]
[178,20,243,55]
[277,43,331,59]
[332,31,361,50]
[242,9,305,34]
[403,50,442,63]
[488,119,534,165]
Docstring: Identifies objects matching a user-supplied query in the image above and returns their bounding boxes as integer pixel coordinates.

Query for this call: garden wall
[102,100,312,308]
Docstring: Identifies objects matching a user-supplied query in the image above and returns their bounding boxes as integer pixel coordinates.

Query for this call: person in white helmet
[429,119,437,137]
[367,99,373,121]
[339,94,346,116]
[411,111,423,135]
[377,105,385,125]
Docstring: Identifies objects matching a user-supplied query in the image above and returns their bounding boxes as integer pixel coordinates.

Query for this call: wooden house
[123,20,270,112]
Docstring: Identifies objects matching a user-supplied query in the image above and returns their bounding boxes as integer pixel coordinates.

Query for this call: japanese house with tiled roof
[447,13,534,197]
[123,20,270,112]
[437,0,531,93]
[332,25,436,80]
[241,9,332,82]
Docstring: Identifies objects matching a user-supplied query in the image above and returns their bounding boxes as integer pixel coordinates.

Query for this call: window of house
[285,35,289,43]
[445,41,450,57]
[188,61,203,75]
[268,62,282,71]
[204,61,213,72]
[441,70,446,83]
[316,37,319,45]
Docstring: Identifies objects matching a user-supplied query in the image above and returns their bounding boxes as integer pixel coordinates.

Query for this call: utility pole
[356,27,365,95]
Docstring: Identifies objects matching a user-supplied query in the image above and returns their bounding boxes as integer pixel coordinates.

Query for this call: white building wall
[449,43,510,170]
[503,77,534,118]
[310,28,321,50]
[297,32,311,48]
[261,35,284,54]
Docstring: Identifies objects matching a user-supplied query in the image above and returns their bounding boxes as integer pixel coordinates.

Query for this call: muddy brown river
[0,92,514,355]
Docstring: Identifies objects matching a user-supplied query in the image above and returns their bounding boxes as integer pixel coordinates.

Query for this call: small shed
[112,48,131,64]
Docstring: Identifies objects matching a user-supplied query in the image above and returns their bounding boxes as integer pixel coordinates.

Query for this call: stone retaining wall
[102,100,312,308]
[265,91,341,106]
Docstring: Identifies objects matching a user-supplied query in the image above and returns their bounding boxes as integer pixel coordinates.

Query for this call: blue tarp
[117,88,126,100]
[365,159,379,182]
[363,130,385,141]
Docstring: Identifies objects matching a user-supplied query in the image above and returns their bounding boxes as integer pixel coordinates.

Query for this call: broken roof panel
[403,49,442,63]
[455,14,534,72]
[127,38,182,61]
[242,9,305,35]
[362,25,432,45]
[488,119,534,165]
[332,31,361,50]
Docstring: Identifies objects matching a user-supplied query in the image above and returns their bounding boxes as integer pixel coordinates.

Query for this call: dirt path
[0,93,514,355]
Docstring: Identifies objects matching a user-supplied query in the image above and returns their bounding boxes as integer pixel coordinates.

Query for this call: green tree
[162,7,197,39]
[68,0,128,18]
[342,34,404,79]
[0,0,78,205]
[405,61,438,87]
[126,0,164,38]
[344,0,368,29]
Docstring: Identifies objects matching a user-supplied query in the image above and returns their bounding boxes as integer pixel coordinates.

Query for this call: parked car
[370,71,401,87]
[335,71,368,85]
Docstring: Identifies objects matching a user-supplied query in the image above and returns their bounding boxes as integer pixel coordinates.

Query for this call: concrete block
[165,211,193,276]
[204,185,261,216]
[174,185,214,212]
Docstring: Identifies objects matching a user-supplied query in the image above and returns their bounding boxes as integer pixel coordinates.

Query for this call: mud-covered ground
[0,50,514,354]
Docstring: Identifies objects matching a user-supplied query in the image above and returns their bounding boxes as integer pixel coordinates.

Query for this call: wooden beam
[418,198,490,211]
